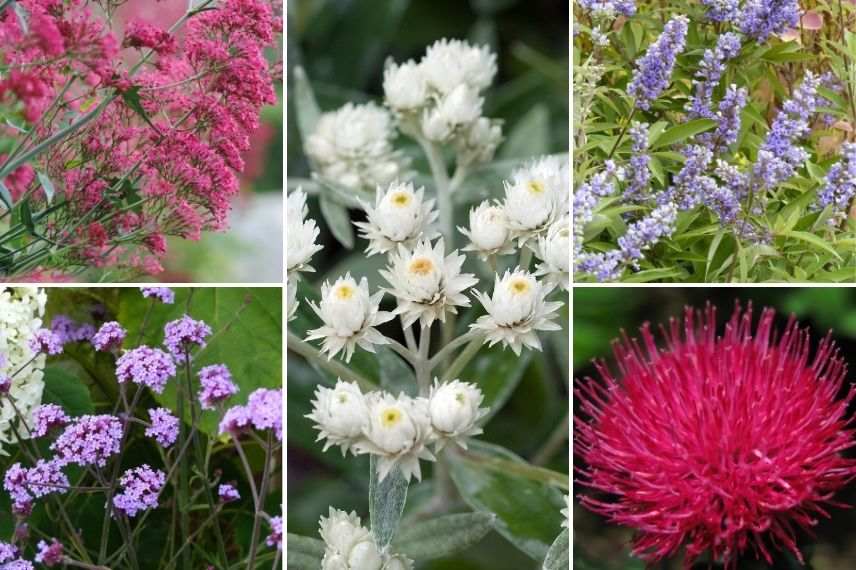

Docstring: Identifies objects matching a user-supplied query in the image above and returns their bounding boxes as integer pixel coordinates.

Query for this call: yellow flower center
[408,257,434,276]
[337,393,349,404]
[508,277,531,295]
[334,284,355,299]
[527,180,546,195]
[390,191,412,207]
[381,407,403,427]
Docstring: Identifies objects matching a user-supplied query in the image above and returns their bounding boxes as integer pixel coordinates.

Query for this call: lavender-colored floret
[51,415,123,468]
[628,16,688,111]
[115,346,175,394]
[140,287,175,304]
[113,465,165,518]
[31,404,70,438]
[91,321,126,351]
[738,0,800,42]
[145,407,179,448]
[198,364,239,410]
[163,315,212,357]
[687,33,742,121]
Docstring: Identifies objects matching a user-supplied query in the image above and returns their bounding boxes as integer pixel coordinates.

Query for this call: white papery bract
[319,508,383,570]
[535,217,571,291]
[286,189,323,278]
[455,116,503,165]
[421,38,497,95]
[459,200,515,259]
[0,287,47,454]
[306,275,393,362]
[355,392,435,482]
[306,380,369,456]
[503,155,570,245]
[428,379,487,450]
[380,239,478,329]
[471,269,563,355]
[383,60,429,112]
[305,102,404,191]
[421,84,484,143]
[355,181,439,255]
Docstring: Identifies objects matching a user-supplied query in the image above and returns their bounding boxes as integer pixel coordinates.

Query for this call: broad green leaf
[650,118,717,149]
[320,195,355,249]
[542,529,569,570]
[392,512,495,561]
[42,365,94,416]
[369,456,409,549]
[448,440,565,560]
[500,104,550,160]
[286,533,324,569]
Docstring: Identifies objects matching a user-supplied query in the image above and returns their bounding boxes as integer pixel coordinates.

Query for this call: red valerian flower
[575,303,856,569]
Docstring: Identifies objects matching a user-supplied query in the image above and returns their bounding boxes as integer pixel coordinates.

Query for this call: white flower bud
[321,276,370,336]
[421,107,452,142]
[421,38,497,95]
[321,553,349,570]
[364,395,418,455]
[503,156,569,244]
[348,540,383,570]
[460,201,511,256]
[420,85,482,142]
[535,218,570,291]
[307,380,369,454]
[428,380,487,448]
[384,60,428,111]
[319,508,383,570]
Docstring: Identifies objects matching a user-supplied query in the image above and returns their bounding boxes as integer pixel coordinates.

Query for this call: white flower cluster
[305,102,406,192]
[308,379,488,482]
[383,39,503,165]
[0,287,48,453]
[319,508,413,570]
[287,188,323,279]
[355,181,439,256]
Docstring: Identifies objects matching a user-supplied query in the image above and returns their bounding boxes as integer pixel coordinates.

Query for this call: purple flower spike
[628,16,688,111]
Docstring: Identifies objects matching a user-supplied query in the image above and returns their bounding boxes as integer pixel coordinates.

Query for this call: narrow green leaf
[651,118,717,149]
[286,533,324,570]
[319,195,355,249]
[369,456,409,549]
[782,230,843,261]
[19,200,34,233]
[120,86,159,133]
[393,512,495,561]
[542,529,569,570]
[0,180,13,209]
[36,171,55,203]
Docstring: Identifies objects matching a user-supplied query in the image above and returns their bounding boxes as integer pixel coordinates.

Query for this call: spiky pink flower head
[575,303,856,569]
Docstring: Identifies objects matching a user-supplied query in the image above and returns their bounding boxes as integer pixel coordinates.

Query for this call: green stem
[428,331,480,370]
[163,506,224,570]
[531,411,570,466]
[287,331,376,390]
[418,137,453,246]
[441,337,483,382]
[246,432,274,570]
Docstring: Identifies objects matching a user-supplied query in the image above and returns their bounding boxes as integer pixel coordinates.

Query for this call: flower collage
[3,0,856,569]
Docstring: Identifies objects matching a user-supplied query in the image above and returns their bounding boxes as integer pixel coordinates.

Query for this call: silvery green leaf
[377,346,417,397]
[369,456,409,549]
[542,529,569,570]
[0,180,13,209]
[36,171,55,204]
[286,533,324,569]
[319,195,354,249]
[12,1,28,34]
[499,103,550,160]
[393,512,495,560]
[293,66,322,142]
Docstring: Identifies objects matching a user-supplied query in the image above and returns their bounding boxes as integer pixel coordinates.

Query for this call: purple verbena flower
[3,463,31,512]
[624,123,651,202]
[577,0,636,18]
[3,559,34,570]
[163,315,212,357]
[31,404,70,438]
[198,364,239,410]
[91,321,126,352]
[0,543,17,564]
[51,415,123,468]
[28,329,62,355]
[140,287,175,304]
[218,484,240,503]
[145,407,179,448]
[687,33,742,121]
[219,405,253,436]
[266,516,282,550]
[815,142,856,224]
[628,16,688,111]
[738,0,800,42]
[3,460,68,513]
[49,315,78,345]
[247,388,283,441]
[115,346,175,394]
[34,539,63,567]
[113,465,165,518]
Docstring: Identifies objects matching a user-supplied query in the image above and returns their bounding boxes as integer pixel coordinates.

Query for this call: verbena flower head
[145,407,179,448]
[4,459,68,514]
[0,543,18,564]
[163,315,212,357]
[471,269,563,355]
[50,315,87,345]
[355,181,439,256]
[91,321,126,352]
[286,189,323,278]
[267,515,283,550]
[307,380,369,455]
[428,379,487,450]
[31,404,69,438]
[380,238,478,329]
[627,16,688,111]
[306,274,393,362]
[28,329,62,356]
[51,414,122,468]
[535,218,571,291]
[113,465,165,518]
[738,0,800,42]
[576,303,856,568]
[459,200,515,260]
[218,484,240,503]
[355,392,435,482]
[140,287,175,304]
[319,508,382,570]
[503,155,569,244]
[219,388,283,441]
[34,539,63,567]
[2,559,34,570]
[197,364,239,410]
[115,346,176,394]
[0,373,9,395]
[305,102,403,191]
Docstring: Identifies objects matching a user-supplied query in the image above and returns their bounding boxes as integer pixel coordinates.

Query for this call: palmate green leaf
[392,512,495,560]
[286,533,325,569]
[319,195,355,249]
[542,529,569,570]
[650,118,717,149]
[448,440,565,561]
[369,456,409,549]
[118,287,282,434]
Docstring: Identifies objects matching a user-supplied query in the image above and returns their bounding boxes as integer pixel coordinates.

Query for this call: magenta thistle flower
[198,364,239,410]
[34,539,63,567]
[576,303,856,568]
[113,465,166,518]
[91,321,126,352]
[140,287,175,304]
[115,346,176,394]
[163,315,212,357]
[28,329,63,355]
[145,407,179,448]
[31,404,70,438]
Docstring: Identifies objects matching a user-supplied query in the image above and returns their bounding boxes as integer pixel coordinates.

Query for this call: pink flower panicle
[575,303,856,569]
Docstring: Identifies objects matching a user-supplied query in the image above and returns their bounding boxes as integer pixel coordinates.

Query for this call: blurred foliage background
[287,3,569,568]
[573,287,856,570]
[0,287,282,567]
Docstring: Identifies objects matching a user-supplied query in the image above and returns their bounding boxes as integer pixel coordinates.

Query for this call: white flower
[383,60,428,111]
[287,278,298,322]
[459,201,515,259]
[561,495,570,529]
[421,38,497,95]
[471,269,563,355]
[355,392,435,482]
[420,84,483,143]
[306,275,393,362]
[287,189,323,277]
[382,556,414,570]
[305,103,404,191]
[306,380,369,456]
[535,217,570,291]
[380,239,478,329]
[455,117,503,165]
[428,379,488,449]
[319,508,383,570]
[0,287,47,454]
[355,181,439,256]
[503,156,570,244]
